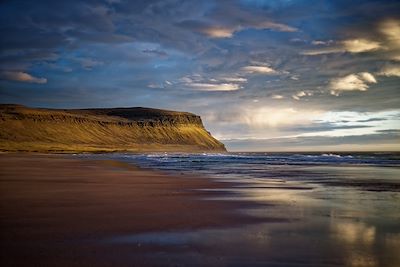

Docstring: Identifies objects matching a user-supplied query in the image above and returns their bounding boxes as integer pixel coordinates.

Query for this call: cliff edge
[0,104,226,153]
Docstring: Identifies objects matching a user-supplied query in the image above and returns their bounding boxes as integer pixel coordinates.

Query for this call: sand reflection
[385,233,400,246]
[347,254,377,267]
[332,221,376,245]
[331,219,377,266]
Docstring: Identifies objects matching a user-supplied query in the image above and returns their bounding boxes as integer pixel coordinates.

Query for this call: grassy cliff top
[0,104,201,124]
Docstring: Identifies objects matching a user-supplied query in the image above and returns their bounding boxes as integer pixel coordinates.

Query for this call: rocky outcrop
[0,104,226,152]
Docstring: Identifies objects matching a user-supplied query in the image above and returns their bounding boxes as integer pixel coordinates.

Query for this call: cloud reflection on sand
[331,221,376,246]
[330,219,377,266]
[94,152,400,266]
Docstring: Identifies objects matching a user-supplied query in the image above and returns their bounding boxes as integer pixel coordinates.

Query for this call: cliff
[0,104,226,153]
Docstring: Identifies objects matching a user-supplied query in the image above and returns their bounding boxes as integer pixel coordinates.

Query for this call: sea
[79,152,400,266]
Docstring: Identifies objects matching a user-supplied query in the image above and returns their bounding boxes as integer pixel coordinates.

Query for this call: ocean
[80,152,400,266]
[111,152,400,191]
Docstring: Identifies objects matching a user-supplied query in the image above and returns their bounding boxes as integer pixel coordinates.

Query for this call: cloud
[380,19,400,46]
[239,107,320,128]
[312,40,334,45]
[147,82,163,89]
[76,58,104,70]
[223,131,400,152]
[201,26,235,38]
[205,21,297,38]
[178,74,244,91]
[292,91,313,100]
[290,38,306,43]
[302,39,381,55]
[271,94,284,99]
[0,71,47,84]
[220,77,247,82]
[341,39,381,53]
[187,82,240,91]
[179,19,297,39]
[301,47,343,56]
[378,66,400,77]
[303,19,400,58]
[359,72,377,83]
[377,129,400,134]
[142,49,168,57]
[329,72,377,95]
[241,65,278,74]
[253,21,297,32]
[292,91,307,100]
[292,91,306,100]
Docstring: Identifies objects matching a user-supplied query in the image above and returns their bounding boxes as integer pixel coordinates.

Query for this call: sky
[0,0,399,151]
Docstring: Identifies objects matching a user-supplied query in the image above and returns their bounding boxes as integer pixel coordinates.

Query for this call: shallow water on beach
[85,152,400,266]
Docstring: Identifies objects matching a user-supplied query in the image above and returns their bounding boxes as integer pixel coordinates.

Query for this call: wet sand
[0,154,259,266]
[2,153,399,267]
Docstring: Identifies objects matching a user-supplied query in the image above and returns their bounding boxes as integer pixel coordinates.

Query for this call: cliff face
[0,104,226,152]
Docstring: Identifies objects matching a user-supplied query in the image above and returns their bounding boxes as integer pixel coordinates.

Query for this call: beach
[1,152,400,267]
[0,153,258,266]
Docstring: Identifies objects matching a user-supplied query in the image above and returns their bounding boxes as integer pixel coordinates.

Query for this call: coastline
[0,153,259,266]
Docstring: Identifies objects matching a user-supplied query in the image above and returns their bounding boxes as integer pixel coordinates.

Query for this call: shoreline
[0,153,261,266]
